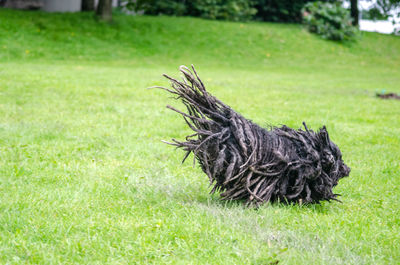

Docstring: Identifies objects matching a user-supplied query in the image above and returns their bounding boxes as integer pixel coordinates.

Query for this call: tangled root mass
[156,65,350,206]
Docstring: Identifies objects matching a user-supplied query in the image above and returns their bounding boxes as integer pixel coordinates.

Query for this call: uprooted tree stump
[155,65,351,206]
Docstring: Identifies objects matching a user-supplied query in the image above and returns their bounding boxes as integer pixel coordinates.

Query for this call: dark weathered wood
[157,65,351,206]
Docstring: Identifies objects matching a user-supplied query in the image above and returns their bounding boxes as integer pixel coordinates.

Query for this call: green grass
[0,8,400,264]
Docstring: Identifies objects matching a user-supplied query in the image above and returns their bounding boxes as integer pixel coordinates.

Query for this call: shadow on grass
[193,192,334,214]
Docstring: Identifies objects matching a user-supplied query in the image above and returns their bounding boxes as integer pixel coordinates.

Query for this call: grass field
[1,8,400,264]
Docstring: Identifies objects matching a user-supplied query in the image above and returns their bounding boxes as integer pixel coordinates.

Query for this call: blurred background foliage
[124,0,361,40]
[128,0,337,22]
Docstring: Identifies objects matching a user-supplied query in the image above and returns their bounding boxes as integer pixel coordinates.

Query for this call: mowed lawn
[0,9,400,264]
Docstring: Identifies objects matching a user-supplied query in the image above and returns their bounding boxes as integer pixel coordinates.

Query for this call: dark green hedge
[127,0,339,23]
[254,0,334,22]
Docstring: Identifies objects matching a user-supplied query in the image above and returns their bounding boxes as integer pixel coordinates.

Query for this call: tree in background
[254,0,338,23]
[96,0,112,21]
[362,0,400,33]
[374,0,400,26]
[128,0,342,22]
[303,1,358,40]
[129,0,257,21]
[375,0,400,15]
[82,0,95,11]
[350,0,359,25]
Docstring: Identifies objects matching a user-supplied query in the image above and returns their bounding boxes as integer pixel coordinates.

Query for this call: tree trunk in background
[96,0,112,21]
[350,0,359,26]
[82,0,94,11]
